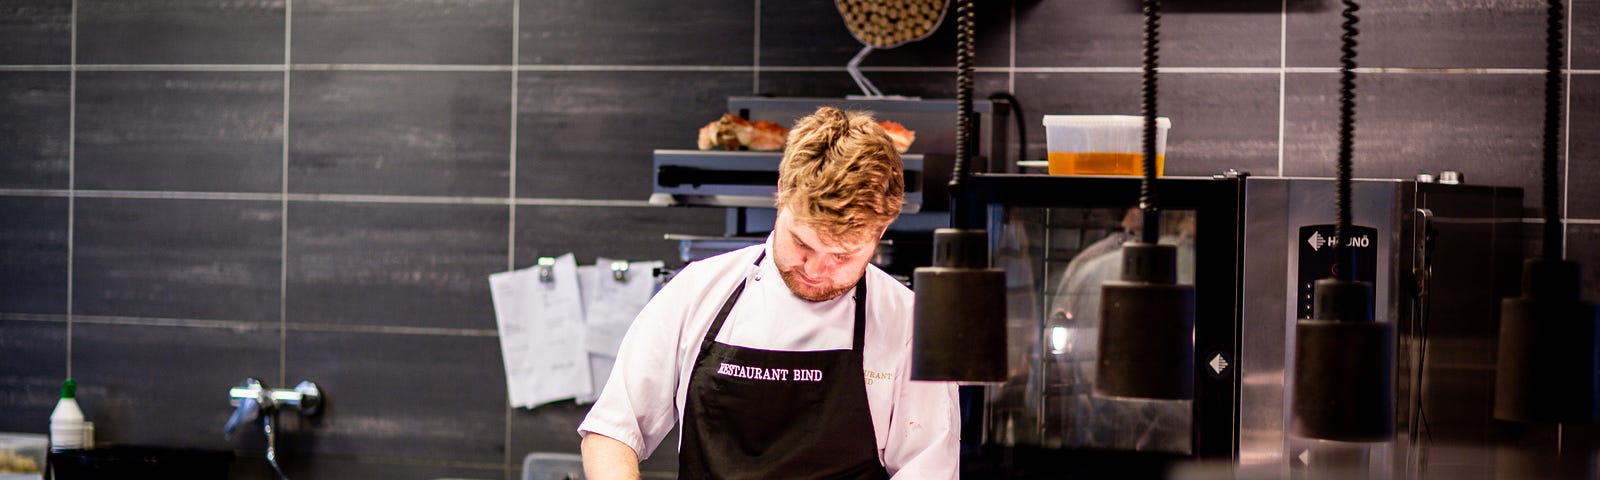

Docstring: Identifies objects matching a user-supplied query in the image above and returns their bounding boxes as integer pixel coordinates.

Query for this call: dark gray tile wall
[76,71,284,192]
[71,322,279,449]
[515,71,751,199]
[0,320,68,433]
[1015,72,1280,176]
[1572,224,1600,291]
[0,197,69,315]
[761,0,1011,67]
[283,330,507,463]
[1569,74,1598,216]
[1017,0,1280,68]
[291,0,514,65]
[1285,0,1549,68]
[4,0,1600,478]
[77,0,286,65]
[519,0,753,66]
[757,70,1010,100]
[1284,73,1545,212]
[289,71,511,197]
[1577,0,1600,69]
[0,0,70,65]
[512,205,725,267]
[72,198,282,323]
[0,72,70,189]
[286,201,507,330]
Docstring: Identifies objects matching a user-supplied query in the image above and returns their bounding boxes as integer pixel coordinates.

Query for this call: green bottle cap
[60,378,76,399]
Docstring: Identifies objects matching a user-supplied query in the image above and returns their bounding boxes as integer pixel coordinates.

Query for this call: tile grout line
[0,188,666,207]
[1527,218,1600,225]
[12,187,1600,218]
[754,0,761,94]
[280,0,293,389]
[0,313,502,337]
[1277,0,1287,177]
[506,0,522,475]
[1008,0,1016,94]
[14,63,1600,75]
[1563,0,1574,258]
[9,188,1600,219]
[66,0,77,379]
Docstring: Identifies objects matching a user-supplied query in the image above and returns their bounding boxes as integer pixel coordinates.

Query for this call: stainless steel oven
[958,174,1526,479]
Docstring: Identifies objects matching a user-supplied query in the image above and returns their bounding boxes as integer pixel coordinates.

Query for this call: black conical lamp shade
[1096,242,1195,399]
[911,228,1007,382]
[1495,258,1600,423]
[1291,278,1394,442]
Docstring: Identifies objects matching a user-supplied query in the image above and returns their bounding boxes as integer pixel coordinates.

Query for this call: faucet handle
[224,396,259,438]
[230,377,270,407]
[270,381,322,416]
[225,378,268,437]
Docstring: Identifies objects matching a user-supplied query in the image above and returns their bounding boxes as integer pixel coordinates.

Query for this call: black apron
[679,251,890,480]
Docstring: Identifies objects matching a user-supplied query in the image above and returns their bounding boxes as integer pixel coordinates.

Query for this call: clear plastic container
[0,432,47,479]
[1043,115,1171,176]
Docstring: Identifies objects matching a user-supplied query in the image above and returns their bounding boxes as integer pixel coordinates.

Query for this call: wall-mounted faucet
[226,378,322,480]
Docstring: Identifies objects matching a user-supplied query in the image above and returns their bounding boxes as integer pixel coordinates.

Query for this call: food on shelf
[697,114,916,153]
[877,120,915,154]
[697,114,788,151]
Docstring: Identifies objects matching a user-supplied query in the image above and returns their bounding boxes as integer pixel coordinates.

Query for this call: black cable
[1542,0,1565,260]
[1139,0,1162,244]
[987,92,1027,165]
[951,0,976,228]
[1334,0,1359,281]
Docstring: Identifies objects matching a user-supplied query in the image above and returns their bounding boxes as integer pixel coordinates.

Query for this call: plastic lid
[1042,115,1171,129]
[60,378,76,399]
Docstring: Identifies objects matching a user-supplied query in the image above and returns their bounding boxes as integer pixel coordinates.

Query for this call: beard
[778,265,859,302]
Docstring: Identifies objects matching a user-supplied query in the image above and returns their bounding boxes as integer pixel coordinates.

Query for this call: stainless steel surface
[225,377,268,437]
[1238,179,1289,469]
[268,380,322,416]
[988,205,1196,454]
[1235,178,1526,479]
[227,378,322,480]
[610,260,630,282]
[1438,171,1463,185]
[661,234,764,263]
[1234,178,1409,469]
[969,176,1531,478]
[649,150,926,212]
[537,257,556,283]
[229,378,323,422]
[727,96,1010,174]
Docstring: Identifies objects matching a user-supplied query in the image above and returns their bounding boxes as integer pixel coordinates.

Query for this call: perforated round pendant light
[836,0,949,48]
[835,0,950,97]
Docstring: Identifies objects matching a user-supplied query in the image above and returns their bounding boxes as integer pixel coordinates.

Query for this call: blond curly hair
[775,107,905,245]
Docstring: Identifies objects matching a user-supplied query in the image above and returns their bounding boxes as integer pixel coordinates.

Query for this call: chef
[577,106,959,479]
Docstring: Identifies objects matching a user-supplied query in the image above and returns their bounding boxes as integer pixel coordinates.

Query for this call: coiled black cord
[1139,0,1162,244]
[951,0,976,228]
[1542,0,1565,260]
[1334,0,1359,281]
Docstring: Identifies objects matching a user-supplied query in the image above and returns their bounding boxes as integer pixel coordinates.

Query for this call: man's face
[772,208,880,302]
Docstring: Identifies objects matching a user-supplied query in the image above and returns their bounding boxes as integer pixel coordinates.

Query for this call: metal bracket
[537,257,556,283]
[611,260,630,282]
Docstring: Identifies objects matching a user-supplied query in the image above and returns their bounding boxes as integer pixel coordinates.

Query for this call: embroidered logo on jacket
[716,362,824,381]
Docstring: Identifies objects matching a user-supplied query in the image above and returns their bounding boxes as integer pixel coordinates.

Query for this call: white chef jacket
[577,237,960,479]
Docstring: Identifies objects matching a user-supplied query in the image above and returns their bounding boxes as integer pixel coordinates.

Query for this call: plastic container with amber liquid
[1043,115,1170,176]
